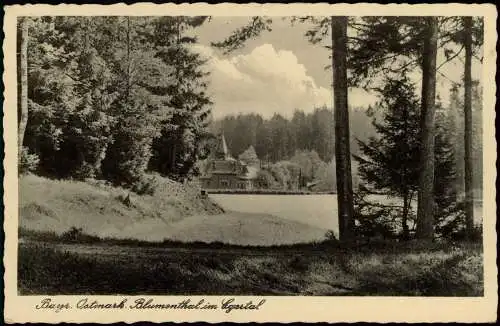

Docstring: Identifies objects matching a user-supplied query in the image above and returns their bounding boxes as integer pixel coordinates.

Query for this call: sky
[190,17,483,119]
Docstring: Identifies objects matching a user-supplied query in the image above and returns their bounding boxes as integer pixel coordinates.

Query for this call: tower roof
[214,132,231,160]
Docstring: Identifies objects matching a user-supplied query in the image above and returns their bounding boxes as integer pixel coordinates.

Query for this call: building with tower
[200,133,259,190]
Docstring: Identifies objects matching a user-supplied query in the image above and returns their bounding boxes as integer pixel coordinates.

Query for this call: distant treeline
[210,107,375,163]
[210,90,483,193]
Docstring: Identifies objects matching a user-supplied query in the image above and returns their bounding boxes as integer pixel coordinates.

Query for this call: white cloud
[193,43,378,118]
[193,42,479,119]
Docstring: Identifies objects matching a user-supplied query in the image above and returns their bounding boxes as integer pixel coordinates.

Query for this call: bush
[101,127,155,188]
[288,255,309,273]
[132,175,159,195]
[434,200,484,241]
[325,230,337,241]
[353,193,400,240]
[255,169,278,189]
[443,224,483,242]
[270,163,291,190]
[60,227,101,243]
[61,227,84,242]
[19,146,40,174]
[355,251,483,296]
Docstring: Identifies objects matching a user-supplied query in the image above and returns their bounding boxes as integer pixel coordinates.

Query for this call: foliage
[290,150,323,183]
[347,17,425,89]
[19,146,40,174]
[148,17,212,180]
[131,174,160,196]
[211,16,273,55]
[212,107,375,168]
[324,230,337,241]
[353,190,408,240]
[23,16,211,187]
[278,161,302,190]
[269,162,292,190]
[61,226,84,242]
[213,108,346,163]
[446,83,483,191]
[347,17,483,90]
[238,145,259,166]
[311,160,336,192]
[255,169,278,189]
[353,75,461,239]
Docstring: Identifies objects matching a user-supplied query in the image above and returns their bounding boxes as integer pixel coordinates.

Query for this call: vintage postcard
[3,3,498,324]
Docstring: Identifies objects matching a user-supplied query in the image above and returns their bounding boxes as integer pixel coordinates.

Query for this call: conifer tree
[101,17,172,186]
[354,75,420,239]
[354,76,459,239]
[148,16,212,180]
[238,146,259,166]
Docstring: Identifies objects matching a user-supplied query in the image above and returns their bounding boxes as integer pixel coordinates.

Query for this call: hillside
[19,174,223,238]
[19,174,329,245]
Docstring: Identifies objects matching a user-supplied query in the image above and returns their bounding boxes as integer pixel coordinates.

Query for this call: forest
[18,16,484,242]
[18,16,212,188]
[208,90,482,196]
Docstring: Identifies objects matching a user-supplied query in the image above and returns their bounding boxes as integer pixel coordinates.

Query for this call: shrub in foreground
[19,146,40,174]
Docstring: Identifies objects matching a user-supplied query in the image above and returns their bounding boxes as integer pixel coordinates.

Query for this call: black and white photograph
[3,3,497,324]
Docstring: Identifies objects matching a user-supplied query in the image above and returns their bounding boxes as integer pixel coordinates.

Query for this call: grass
[19,175,332,245]
[19,174,223,239]
[18,174,484,296]
[19,229,483,296]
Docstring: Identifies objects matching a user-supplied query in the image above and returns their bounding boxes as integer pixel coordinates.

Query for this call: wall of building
[202,174,254,190]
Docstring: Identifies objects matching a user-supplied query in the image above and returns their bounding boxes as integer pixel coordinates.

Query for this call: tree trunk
[331,16,355,242]
[18,17,29,155]
[126,17,131,109]
[402,191,410,240]
[463,16,475,239]
[171,140,177,173]
[416,17,438,240]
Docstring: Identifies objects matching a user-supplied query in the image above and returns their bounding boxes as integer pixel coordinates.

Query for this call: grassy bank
[19,174,223,236]
[18,175,484,296]
[19,235,483,296]
[19,175,332,245]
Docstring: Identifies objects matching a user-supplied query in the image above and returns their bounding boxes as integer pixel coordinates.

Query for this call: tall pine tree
[148,16,212,180]
[354,75,420,239]
[101,17,172,186]
[354,76,459,239]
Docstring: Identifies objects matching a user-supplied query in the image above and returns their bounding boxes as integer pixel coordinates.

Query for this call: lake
[210,194,339,235]
[209,194,484,237]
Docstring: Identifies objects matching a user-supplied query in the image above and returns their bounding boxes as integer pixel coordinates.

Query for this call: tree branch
[437,70,460,86]
[436,44,464,71]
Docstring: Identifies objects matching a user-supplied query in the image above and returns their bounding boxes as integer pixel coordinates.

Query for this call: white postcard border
[3,3,498,323]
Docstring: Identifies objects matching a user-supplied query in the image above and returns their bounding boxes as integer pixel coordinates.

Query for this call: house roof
[213,132,232,160]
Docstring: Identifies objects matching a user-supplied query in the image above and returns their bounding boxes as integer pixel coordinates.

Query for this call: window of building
[220,180,229,188]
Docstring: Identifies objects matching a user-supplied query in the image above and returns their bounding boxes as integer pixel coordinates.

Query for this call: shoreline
[203,189,337,195]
